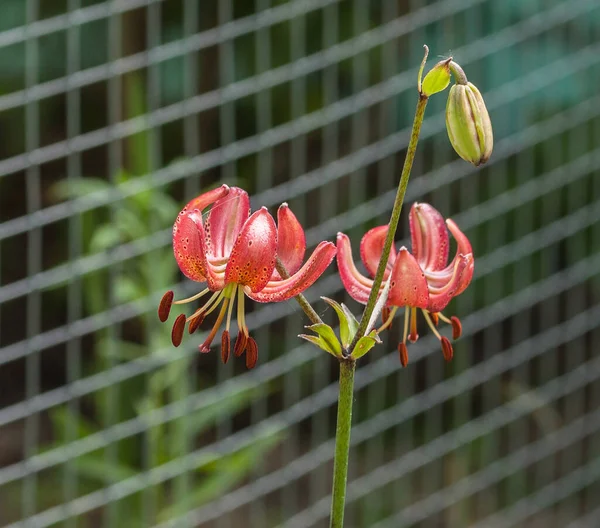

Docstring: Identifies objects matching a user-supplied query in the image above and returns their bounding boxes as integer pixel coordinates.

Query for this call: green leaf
[304,323,342,356]
[48,406,98,443]
[351,330,381,360]
[70,454,138,485]
[89,224,122,253]
[342,303,360,338]
[299,333,333,354]
[115,207,148,240]
[51,177,112,201]
[114,276,144,304]
[97,337,147,362]
[321,297,359,349]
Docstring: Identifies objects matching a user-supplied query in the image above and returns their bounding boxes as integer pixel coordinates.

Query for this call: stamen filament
[174,288,210,305]
[437,312,452,324]
[203,290,227,318]
[200,297,230,352]
[237,285,248,336]
[186,306,204,323]
[402,306,410,344]
[225,284,238,332]
[422,310,443,340]
[377,306,398,333]
[409,307,419,342]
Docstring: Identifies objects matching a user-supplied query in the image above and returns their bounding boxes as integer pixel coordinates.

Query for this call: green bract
[421,58,452,97]
[299,297,381,358]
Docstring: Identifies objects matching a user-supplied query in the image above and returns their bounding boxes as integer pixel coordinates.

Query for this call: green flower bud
[445,81,493,166]
[421,58,452,97]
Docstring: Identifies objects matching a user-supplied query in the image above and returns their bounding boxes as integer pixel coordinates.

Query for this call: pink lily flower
[336,203,474,366]
[158,185,337,368]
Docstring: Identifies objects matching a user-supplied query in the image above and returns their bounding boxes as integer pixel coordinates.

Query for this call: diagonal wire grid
[0,0,599,527]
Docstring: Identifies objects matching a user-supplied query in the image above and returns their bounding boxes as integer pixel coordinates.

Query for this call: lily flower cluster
[159,190,474,369]
[336,203,473,366]
[158,185,336,368]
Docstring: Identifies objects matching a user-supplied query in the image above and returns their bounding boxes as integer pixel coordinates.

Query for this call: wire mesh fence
[0,0,599,526]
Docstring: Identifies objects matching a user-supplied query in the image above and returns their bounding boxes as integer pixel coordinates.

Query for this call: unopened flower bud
[421,58,452,97]
[446,80,493,166]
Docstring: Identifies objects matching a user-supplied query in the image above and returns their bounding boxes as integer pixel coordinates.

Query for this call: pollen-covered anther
[441,336,454,362]
[450,316,462,339]
[221,330,231,364]
[188,312,205,334]
[398,342,409,367]
[171,314,186,347]
[234,332,248,357]
[158,290,174,322]
[246,337,258,369]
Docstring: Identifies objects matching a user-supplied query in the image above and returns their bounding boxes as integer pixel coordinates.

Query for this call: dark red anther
[450,316,462,340]
[188,312,205,334]
[171,314,186,347]
[234,332,248,357]
[430,312,439,326]
[441,336,454,362]
[221,330,231,364]
[245,337,258,369]
[398,342,409,367]
[158,290,174,322]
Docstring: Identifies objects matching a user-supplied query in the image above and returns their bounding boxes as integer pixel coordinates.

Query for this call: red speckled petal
[273,203,306,279]
[172,210,210,282]
[424,218,474,298]
[206,187,250,259]
[409,203,449,271]
[247,241,336,302]
[360,225,396,278]
[426,253,473,312]
[387,247,429,309]
[180,184,230,215]
[225,207,277,292]
[335,233,376,305]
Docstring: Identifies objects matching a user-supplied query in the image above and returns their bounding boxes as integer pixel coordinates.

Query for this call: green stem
[330,358,356,528]
[348,94,429,355]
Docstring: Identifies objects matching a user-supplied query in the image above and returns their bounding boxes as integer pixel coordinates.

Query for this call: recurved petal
[172,210,210,282]
[360,225,396,278]
[206,187,250,259]
[446,218,472,257]
[387,247,429,309]
[426,253,473,312]
[247,241,336,302]
[180,184,230,215]
[336,232,376,305]
[225,207,277,292]
[273,203,306,279]
[409,203,449,271]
